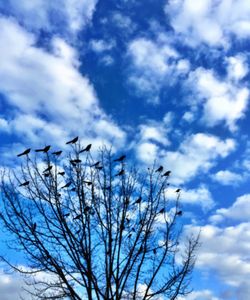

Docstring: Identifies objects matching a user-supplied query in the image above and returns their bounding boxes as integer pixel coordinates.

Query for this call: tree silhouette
[0,141,199,300]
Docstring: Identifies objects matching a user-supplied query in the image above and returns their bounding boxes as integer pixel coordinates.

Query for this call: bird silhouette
[17,148,31,157]
[91,161,100,167]
[175,188,181,193]
[19,181,29,187]
[58,171,65,176]
[128,233,132,239]
[66,136,78,144]
[32,222,37,232]
[162,170,171,177]
[126,217,130,223]
[153,248,157,255]
[70,159,82,164]
[120,224,125,231]
[176,210,183,216]
[61,182,72,188]
[156,166,163,172]
[115,169,125,176]
[83,180,92,186]
[64,213,70,217]
[71,187,76,192]
[35,145,51,153]
[52,150,62,156]
[76,229,81,234]
[73,214,81,220]
[114,155,126,162]
[133,196,142,205]
[159,208,165,214]
[96,166,103,170]
[84,206,91,214]
[43,173,51,177]
[80,144,92,153]
[43,165,53,173]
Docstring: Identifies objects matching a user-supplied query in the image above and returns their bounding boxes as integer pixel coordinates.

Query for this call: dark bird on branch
[134,196,142,205]
[17,148,31,157]
[73,214,81,220]
[64,213,70,217]
[35,145,51,153]
[66,136,78,144]
[91,161,100,167]
[126,217,130,223]
[138,245,143,253]
[52,150,62,156]
[128,233,132,239]
[175,188,181,193]
[162,170,171,177]
[153,248,157,255]
[159,208,165,214]
[32,222,37,232]
[83,180,92,186]
[58,171,65,176]
[19,181,29,187]
[96,166,103,170]
[84,206,91,214]
[70,159,82,164]
[80,144,92,153]
[177,210,183,216]
[43,173,51,177]
[71,187,76,192]
[61,182,72,189]
[76,229,81,234]
[43,165,52,173]
[115,169,125,176]
[114,155,126,162]
[156,166,163,172]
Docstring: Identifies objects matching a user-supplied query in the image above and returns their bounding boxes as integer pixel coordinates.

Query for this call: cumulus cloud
[0,17,126,156]
[212,170,244,186]
[166,0,250,47]
[178,289,219,300]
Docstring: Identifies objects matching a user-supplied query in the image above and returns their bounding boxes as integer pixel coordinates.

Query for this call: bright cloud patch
[213,170,244,186]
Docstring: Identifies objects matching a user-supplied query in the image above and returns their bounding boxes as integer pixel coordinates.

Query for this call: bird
[155,166,163,172]
[133,196,142,205]
[80,144,92,153]
[43,173,51,177]
[114,155,126,162]
[52,150,62,156]
[138,245,143,253]
[43,165,53,173]
[115,169,125,176]
[31,222,37,232]
[90,161,100,167]
[35,145,51,153]
[83,180,92,186]
[61,182,72,188]
[70,159,82,164]
[66,136,78,144]
[73,214,81,220]
[58,171,65,176]
[176,210,183,216]
[128,233,132,239]
[153,248,157,255]
[162,170,171,177]
[175,188,181,193]
[120,224,125,231]
[71,187,76,192]
[19,181,29,187]
[96,166,103,170]
[126,217,130,223]
[84,206,91,214]
[76,229,81,234]
[64,213,70,217]
[17,148,31,157]
[159,208,165,214]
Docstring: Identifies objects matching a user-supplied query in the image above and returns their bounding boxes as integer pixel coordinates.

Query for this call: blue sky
[0,0,250,299]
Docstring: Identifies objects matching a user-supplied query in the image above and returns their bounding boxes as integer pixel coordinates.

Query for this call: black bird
[61,182,72,189]
[91,161,100,167]
[128,233,132,239]
[70,159,82,165]
[19,181,29,187]
[58,171,65,176]
[71,187,76,192]
[138,245,143,253]
[70,161,77,167]
[76,229,81,234]
[120,224,125,231]
[155,166,163,172]
[43,165,53,173]
[162,170,171,177]
[126,217,130,223]
[80,144,92,153]
[177,210,183,216]
[83,180,92,186]
[96,166,103,170]
[73,214,81,220]
[64,213,70,217]
[84,206,91,214]
[115,169,125,176]
[17,148,31,157]
[43,173,51,177]
[159,208,165,214]
[66,136,78,144]
[134,196,142,205]
[32,222,37,232]
[52,150,62,156]
[35,145,51,153]
[175,188,181,193]
[114,155,126,162]
[153,248,157,255]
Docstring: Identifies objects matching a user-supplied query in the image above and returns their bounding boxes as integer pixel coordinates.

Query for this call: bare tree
[0,140,199,300]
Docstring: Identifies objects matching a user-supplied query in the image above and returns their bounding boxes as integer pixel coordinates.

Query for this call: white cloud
[178,289,219,300]
[226,55,248,81]
[212,170,244,186]
[166,0,250,47]
[0,17,126,151]
[112,12,136,33]
[89,39,116,53]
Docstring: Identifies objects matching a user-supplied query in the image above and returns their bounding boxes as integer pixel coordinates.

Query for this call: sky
[0,0,250,299]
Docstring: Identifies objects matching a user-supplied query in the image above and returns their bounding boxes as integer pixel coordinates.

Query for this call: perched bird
[159,208,165,214]
[35,145,51,153]
[70,161,77,167]
[115,169,125,176]
[134,196,142,205]
[84,206,91,214]
[17,148,31,157]
[43,173,51,177]
[162,170,171,177]
[19,181,29,187]
[58,171,65,176]
[175,188,181,193]
[114,155,126,162]
[61,182,72,189]
[71,187,76,192]
[76,229,81,234]
[91,161,100,167]
[43,165,52,173]
[96,166,103,170]
[70,159,82,164]
[64,213,70,217]
[176,210,183,216]
[80,144,92,153]
[138,245,143,253]
[153,248,157,255]
[66,136,78,145]
[125,197,130,205]
[155,166,163,172]
[83,180,92,186]
[126,217,130,223]
[73,214,81,220]
[31,222,37,232]
[52,150,62,156]
[128,233,132,239]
